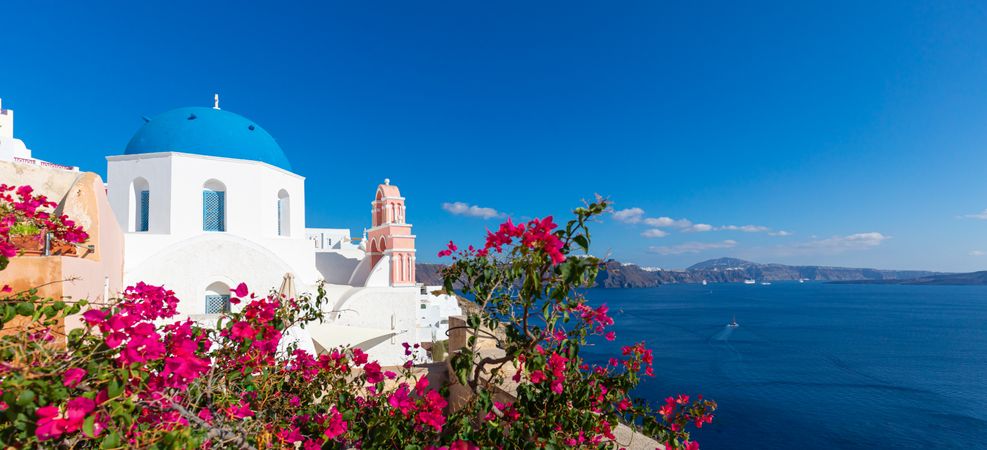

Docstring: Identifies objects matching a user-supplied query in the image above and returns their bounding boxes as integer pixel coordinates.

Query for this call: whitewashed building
[97,97,460,365]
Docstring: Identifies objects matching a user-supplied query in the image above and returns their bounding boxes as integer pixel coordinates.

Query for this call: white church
[2,97,460,365]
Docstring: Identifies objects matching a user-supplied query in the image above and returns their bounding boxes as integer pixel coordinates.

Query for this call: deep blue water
[581,283,987,449]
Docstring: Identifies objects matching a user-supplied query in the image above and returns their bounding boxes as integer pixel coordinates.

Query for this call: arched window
[396,254,404,281]
[202,179,226,232]
[277,189,290,236]
[204,281,230,314]
[131,177,150,232]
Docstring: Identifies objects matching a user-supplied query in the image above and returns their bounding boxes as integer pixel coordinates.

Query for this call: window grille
[203,190,226,231]
[205,294,230,314]
[139,190,149,232]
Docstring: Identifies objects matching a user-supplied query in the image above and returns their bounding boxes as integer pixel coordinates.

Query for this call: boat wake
[709,326,743,362]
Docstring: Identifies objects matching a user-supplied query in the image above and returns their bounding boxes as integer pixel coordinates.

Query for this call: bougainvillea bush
[0,184,714,449]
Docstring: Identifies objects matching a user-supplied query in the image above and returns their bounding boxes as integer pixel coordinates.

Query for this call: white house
[98,98,459,365]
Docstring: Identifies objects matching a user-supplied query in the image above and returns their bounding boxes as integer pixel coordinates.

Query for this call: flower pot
[11,234,44,254]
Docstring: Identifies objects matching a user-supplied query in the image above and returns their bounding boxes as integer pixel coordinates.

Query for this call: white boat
[728,315,739,328]
[760,281,772,286]
[798,278,807,284]
[701,280,708,286]
[743,279,756,285]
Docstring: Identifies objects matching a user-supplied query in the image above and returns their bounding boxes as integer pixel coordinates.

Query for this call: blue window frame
[138,190,149,232]
[202,190,226,231]
[205,295,230,314]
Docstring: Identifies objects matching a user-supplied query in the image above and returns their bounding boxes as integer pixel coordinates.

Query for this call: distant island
[828,271,987,285]
[417,257,952,288]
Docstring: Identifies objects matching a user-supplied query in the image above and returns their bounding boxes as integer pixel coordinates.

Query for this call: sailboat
[728,315,739,328]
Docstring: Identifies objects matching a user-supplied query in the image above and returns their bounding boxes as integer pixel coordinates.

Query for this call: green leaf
[107,379,123,398]
[15,302,34,316]
[573,234,589,252]
[2,305,15,323]
[15,389,35,406]
[82,415,96,438]
[100,431,121,449]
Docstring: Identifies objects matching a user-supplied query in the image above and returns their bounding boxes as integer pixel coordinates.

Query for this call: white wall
[124,233,304,317]
[327,286,420,365]
[0,105,35,162]
[107,152,319,286]
[307,228,352,250]
[416,291,462,343]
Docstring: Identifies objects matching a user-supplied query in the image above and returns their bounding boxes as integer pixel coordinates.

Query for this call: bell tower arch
[366,179,416,287]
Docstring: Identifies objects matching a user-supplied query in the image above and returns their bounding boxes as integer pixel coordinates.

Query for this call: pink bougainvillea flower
[233,282,249,297]
[35,406,66,441]
[230,321,257,340]
[81,309,108,326]
[62,367,87,388]
[364,361,384,384]
[694,414,713,428]
[387,384,415,416]
[63,397,95,433]
[414,376,430,395]
[225,400,254,419]
[529,370,547,384]
[351,348,369,366]
[618,398,632,411]
[323,406,348,440]
[449,441,481,450]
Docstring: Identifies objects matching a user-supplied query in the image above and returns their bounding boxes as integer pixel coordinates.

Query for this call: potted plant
[9,222,44,254]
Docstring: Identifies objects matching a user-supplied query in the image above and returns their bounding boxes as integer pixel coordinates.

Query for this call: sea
[580,283,987,449]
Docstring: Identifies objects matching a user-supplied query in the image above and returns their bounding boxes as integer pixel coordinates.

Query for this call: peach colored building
[0,160,125,335]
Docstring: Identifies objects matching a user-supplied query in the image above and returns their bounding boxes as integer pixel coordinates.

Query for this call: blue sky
[3,1,987,271]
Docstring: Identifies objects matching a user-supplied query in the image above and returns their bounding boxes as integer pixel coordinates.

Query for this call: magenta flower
[364,361,384,384]
[529,370,546,384]
[387,384,415,416]
[62,368,87,388]
[225,400,254,419]
[81,309,108,326]
[35,406,66,441]
[323,406,348,440]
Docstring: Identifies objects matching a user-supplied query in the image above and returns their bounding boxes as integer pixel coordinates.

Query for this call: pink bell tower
[366,179,416,287]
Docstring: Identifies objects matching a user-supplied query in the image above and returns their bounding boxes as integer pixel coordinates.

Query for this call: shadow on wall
[316,252,362,284]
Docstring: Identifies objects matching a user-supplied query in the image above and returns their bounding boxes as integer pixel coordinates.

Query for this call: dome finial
[213,93,220,110]
[384,178,390,185]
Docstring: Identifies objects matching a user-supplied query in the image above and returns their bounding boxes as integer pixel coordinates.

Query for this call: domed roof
[124,107,292,171]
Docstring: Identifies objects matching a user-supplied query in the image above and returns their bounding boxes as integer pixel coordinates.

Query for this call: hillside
[417,258,941,288]
[829,271,987,285]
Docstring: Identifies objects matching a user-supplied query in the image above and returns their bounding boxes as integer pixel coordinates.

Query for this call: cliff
[829,271,987,285]
[417,257,941,288]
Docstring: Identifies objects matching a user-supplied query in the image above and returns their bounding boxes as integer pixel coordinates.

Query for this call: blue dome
[124,107,292,171]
